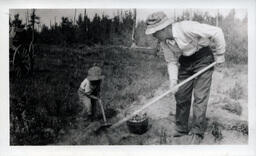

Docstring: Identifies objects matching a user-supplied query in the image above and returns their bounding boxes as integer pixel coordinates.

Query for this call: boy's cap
[145,12,173,35]
[87,66,104,81]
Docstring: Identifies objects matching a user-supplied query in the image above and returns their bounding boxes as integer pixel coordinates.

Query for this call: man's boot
[173,130,188,137]
[189,133,203,144]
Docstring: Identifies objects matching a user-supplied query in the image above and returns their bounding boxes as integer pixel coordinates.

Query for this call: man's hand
[214,55,225,72]
[215,63,225,73]
[169,79,178,93]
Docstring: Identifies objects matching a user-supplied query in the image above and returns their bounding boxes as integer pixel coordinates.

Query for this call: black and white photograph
[8,8,249,145]
[0,0,256,155]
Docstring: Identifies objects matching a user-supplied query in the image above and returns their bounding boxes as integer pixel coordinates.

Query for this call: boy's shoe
[173,130,188,137]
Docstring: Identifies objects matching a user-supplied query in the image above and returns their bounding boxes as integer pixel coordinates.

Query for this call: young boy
[78,65,104,120]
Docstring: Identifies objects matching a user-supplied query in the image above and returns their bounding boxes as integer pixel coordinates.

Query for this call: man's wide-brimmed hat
[145,12,174,35]
[87,66,104,81]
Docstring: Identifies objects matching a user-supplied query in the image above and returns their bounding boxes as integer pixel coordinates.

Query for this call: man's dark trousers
[174,46,214,137]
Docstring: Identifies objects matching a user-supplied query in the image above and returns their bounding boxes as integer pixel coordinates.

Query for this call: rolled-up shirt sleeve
[79,78,92,95]
[160,41,179,81]
[183,22,226,63]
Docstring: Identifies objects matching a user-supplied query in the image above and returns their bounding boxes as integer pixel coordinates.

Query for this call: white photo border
[0,0,255,156]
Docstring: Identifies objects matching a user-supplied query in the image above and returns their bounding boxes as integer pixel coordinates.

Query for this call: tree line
[10,9,248,63]
[38,10,134,46]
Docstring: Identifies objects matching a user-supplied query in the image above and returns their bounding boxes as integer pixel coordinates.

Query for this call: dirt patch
[58,65,248,145]
[58,64,248,145]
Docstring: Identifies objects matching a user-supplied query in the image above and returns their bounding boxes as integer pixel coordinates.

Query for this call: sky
[9,9,247,28]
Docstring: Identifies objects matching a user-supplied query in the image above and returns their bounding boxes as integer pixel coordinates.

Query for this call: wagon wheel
[12,44,33,77]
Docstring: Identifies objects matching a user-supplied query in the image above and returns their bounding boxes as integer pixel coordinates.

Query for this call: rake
[110,61,217,129]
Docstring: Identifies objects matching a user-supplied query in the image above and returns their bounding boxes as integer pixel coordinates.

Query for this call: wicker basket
[126,117,149,135]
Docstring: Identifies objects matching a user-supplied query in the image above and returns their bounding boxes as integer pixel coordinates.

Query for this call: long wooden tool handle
[111,61,217,129]
[99,100,107,123]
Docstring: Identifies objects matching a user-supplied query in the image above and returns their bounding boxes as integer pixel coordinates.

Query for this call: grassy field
[10,45,167,145]
[9,45,248,145]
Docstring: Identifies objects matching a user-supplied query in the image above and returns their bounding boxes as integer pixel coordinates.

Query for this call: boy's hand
[89,95,100,100]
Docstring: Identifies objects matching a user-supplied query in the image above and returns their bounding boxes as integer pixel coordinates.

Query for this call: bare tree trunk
[32,9,35,43]
[131,9,137,48]
[84,9,87,32]
[189,9,194,20]
[26,9,28,26]
[74,9,77,24]
[216,9,219,26]
[173,9,176,21]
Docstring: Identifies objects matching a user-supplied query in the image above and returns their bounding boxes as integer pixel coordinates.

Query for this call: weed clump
[228,82,244,100]
[209,121,223,142]
[227,123,248,135]
[221,97,242,116]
